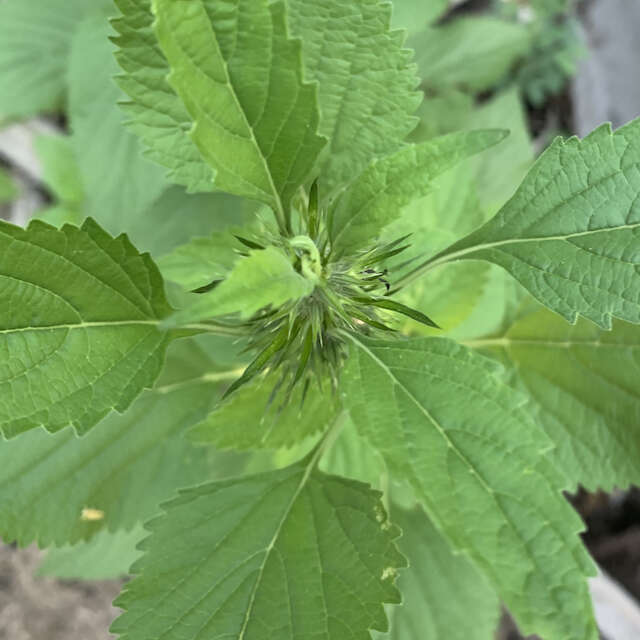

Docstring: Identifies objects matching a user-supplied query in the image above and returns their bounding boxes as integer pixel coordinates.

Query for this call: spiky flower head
[218,182,439,402]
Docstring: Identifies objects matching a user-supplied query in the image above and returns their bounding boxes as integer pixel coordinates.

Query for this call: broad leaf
[0,217,171,437]
[0,340,229,546]
[166,247,314,326]
[112,455,406,639]
[68,16,167,231]
[414,17,531,93]
[421,119,640,328]
[153,0,326,218]
[190,374,340,450]
[112,0,213,192]
[286,0,421,191]
[343,334,598,639]
[378,506,500,640]
[330,130,507,256]
[0,0,110,118]
[39,526,145,580]
[469,305,640,492]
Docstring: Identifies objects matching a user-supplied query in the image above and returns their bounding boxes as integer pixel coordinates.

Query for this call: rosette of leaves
[1,1,640,639]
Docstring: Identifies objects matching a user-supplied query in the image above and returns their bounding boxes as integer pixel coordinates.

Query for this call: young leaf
[189,375,340,450]
[412,119,640,328]
[152,0,326,221]
[165,247,314,326]
[330,130,507,256]
[378,506,500,640]
[342,334,598,640]
[68,16,167,232]
[112,456,406,639]
[0,218,172,438]
[111,0,214,192]
[285,0,422,191]
[0,340,227,547]
[0,0,109,118]
[469,305,640,492]
[158,230,243,291]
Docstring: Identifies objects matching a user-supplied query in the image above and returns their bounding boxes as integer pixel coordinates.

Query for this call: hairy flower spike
[219,185,439,401]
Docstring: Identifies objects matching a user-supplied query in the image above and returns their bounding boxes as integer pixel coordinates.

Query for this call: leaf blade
[0,218,172,437]
[112,457,406,639]
[342,334,598,640]
[424,119,640,327]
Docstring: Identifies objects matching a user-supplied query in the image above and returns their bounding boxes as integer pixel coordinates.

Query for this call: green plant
[1,1,639,639]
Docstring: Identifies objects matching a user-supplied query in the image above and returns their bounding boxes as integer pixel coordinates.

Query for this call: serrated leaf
[0,217,172,438]
[68,16,167,231]
[417,119,640,328]
[112,455,406,640]
[38,526,145,580]
[342,334,598,639]
[152,0,326,218]
[414,17,531,93]
[376,505,500,640]
[166,247,314,326]
[34,134,84,206]
[285,0,421,191]
[330,130,507,256]
[0,0,109,118]
[111,0,213,192]
[0,339,234,547]
[469,305,640,492]
[190,374,340,450]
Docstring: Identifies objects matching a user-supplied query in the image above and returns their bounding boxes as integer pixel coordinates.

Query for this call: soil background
[2,1,640,639]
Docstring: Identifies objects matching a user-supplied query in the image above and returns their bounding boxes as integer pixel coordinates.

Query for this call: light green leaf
[190,374,340,450]
[68,16,167,232]
[390,0,448,36]
[34,134,84,206]
[466,88,535,216]
[112,0,213,192]
[166,247,314,326]
[342,334,597,639]
[152,0,326,219]
[0,339,232,547]
[128,187,255,259]
[286,0,421,191]
[38,526,145,580]
[414,17,531,93]
[468,305,640,492]
[158,231,239,291]
[0,217,172,438]
[0,167,17,203]
[377,506,500,640]
[330,130,507,255]
[0,0,109,118]
[112,454,406,639]
[414,119,640,328]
